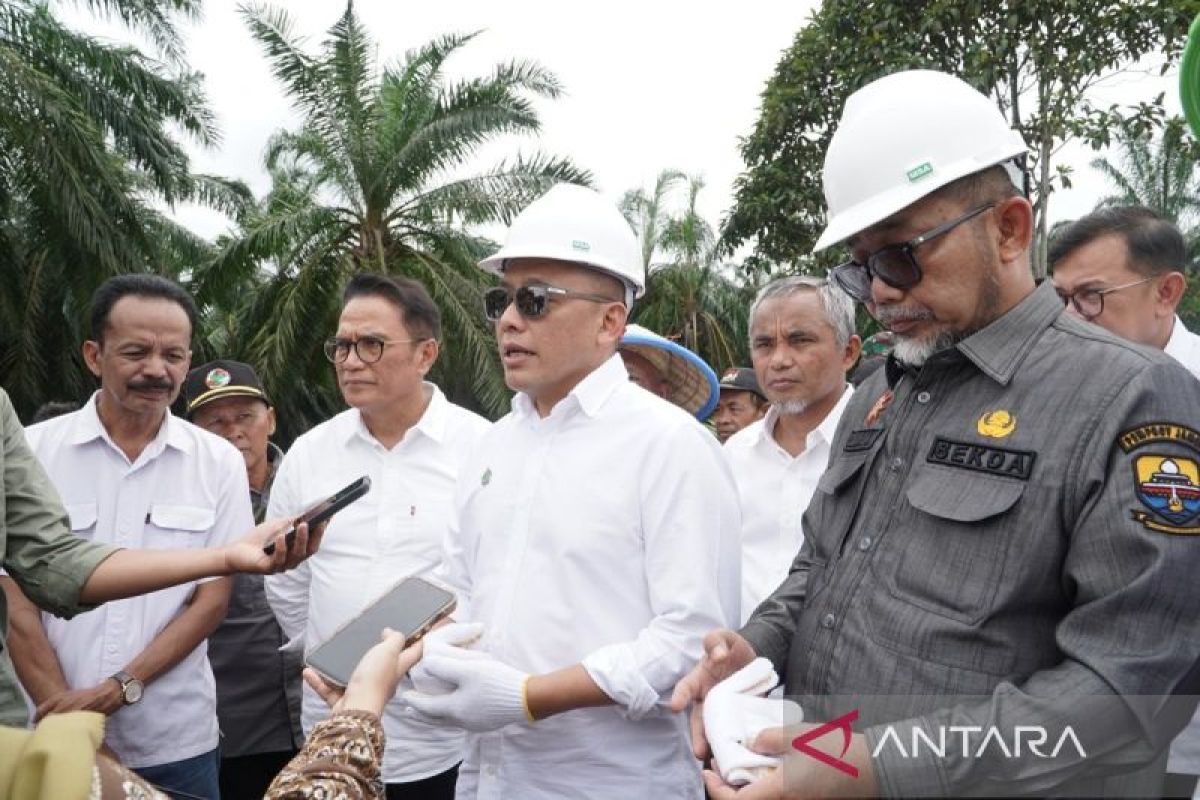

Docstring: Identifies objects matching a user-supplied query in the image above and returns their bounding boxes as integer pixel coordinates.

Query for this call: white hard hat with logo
[479,183,645,305]
[813,70,1028,252]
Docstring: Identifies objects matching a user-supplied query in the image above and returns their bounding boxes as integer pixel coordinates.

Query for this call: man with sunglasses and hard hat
[265,273,490,799]
[402,183,741,799]
[672,70,1200,799]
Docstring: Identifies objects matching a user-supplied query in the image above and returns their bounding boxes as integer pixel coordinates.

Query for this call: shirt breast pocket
[65,503,98,539]
[147,503,216,549]
[876,465,1025,626]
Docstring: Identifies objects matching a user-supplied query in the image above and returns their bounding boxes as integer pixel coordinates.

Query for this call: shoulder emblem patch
[1119,422,1200,535]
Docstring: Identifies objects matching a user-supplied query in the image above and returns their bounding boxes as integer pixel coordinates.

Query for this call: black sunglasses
[829,203,995,303]
[483,284,620,322]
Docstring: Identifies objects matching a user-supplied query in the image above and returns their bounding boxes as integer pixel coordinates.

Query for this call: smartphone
[263,475,372,555]
[305,576,457,687]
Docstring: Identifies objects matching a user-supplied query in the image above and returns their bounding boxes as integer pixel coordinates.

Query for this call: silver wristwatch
[110,670,144,705]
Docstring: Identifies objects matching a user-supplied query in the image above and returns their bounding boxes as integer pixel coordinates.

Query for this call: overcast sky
[63,0,1180,256]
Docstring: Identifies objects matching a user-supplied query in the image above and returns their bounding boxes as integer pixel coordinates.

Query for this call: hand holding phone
[263,475,371,555]
[306,576,457,687]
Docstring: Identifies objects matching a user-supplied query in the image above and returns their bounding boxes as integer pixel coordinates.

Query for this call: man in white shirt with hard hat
[404,183,741,799]
[724,276,859,625]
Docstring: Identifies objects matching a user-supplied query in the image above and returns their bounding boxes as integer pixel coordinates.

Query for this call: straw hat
[619,324,719,419]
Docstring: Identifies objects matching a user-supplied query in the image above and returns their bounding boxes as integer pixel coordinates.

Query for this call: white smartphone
[305,576,456,687]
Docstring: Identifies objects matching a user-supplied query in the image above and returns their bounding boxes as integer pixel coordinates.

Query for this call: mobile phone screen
[305,576,456,686]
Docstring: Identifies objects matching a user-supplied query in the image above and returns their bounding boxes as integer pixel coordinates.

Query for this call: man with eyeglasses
[674,70,1200,799]
[401,183,741,798]
[1050,206,1200,798]
[265,273,490,800]
[1050,206,1200,380]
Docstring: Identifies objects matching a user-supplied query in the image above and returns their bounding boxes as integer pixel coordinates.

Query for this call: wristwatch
[110,670,144,705]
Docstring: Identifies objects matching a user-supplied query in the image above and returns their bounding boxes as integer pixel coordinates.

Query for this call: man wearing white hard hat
[404,183,741,798]
[619,323,720,419]
[673,70,1200,798]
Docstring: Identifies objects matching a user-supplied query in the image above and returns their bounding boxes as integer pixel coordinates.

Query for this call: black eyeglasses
[323,335,422,364]
[483,284,620,322]
[829,203,995,303]
[1055,276,1154,320]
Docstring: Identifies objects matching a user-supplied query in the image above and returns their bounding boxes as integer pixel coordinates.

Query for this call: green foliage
[0,0,248,419]
[722,0,1198,280]
[199,4,590,441]
[623,170,754,372]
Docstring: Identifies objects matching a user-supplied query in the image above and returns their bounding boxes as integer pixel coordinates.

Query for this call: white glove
[410,622,486,695]
[403,647,531,733]
[703,657,803,786]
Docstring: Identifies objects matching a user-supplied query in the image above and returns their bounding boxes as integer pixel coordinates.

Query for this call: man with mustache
[723,276,859,625]
[674,70,1200,798]
[2,275,258,799]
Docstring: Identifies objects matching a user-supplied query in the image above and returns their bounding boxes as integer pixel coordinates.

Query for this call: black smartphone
[305,576,457,687]
[263,475,372,555]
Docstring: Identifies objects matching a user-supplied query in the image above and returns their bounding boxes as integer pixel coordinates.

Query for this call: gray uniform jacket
[742,282,1200,796]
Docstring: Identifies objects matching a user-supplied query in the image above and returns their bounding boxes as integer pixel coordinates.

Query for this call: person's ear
[416,338,440,376]
[842,335,862,374]
[598,302,629,348]
[267,406,277,437]
[1157,271,1187,314]
[994,197,1034,264]
[82,341,102,379]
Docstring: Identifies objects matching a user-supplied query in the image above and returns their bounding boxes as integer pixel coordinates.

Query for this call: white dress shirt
[25,395,252,768]
[265,384,490,783]
[723,386,852,625]
[1165,315,1200,380]
[1164,316,1200,783]
[440,354,741,800]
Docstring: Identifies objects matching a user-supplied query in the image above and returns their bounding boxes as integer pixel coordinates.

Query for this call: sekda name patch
[926,436,1035,480]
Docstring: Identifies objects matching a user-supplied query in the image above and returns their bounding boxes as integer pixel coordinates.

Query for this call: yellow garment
[0,711,104,800]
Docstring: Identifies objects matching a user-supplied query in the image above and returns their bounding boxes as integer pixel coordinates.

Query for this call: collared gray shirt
[742,282,1200,796]
[209,441,304,757]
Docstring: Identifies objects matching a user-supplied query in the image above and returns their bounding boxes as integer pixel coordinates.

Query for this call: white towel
[702,658,803,786]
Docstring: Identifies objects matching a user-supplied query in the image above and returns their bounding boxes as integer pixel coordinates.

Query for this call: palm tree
[197,3,590,435]
[0,0,249,418]
[1090,117,1200,234]
[624,172,753,373]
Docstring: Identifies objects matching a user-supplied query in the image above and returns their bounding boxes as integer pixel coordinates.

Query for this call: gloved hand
[403,646,532,733]
[702,657,802,786]
[410,622,486,695]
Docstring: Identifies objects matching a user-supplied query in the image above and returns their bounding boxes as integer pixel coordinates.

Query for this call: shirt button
[485,765,497,777]
[821,613,836,629]
[917,391,931,404]
[857,536,872,552]
[889,457,904,472]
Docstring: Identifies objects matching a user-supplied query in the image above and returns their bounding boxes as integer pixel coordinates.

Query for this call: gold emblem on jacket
[977,410,1016,438]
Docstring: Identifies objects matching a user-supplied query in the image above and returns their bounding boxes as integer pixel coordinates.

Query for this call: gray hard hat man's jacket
[742,281,1200,796]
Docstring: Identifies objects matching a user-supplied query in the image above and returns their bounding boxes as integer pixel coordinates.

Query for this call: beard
[773,398,811,416]
[875,255,1003,367]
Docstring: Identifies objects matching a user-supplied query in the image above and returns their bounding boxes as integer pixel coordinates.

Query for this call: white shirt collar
[67,391,190,458]
[339,383,450,448]
[756,383,853,456]
[512,353,625,421]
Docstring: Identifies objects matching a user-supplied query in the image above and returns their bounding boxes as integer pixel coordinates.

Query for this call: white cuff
[582,643,661,720]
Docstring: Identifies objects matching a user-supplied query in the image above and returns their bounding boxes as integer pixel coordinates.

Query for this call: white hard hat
[813,70,1027,252]
[479,183,645,302]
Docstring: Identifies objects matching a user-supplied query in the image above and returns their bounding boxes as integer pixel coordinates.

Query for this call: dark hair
[89,274,198,343]
[1049,206,1187,278]
[31,400,80,423]
[342,273,442,341]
